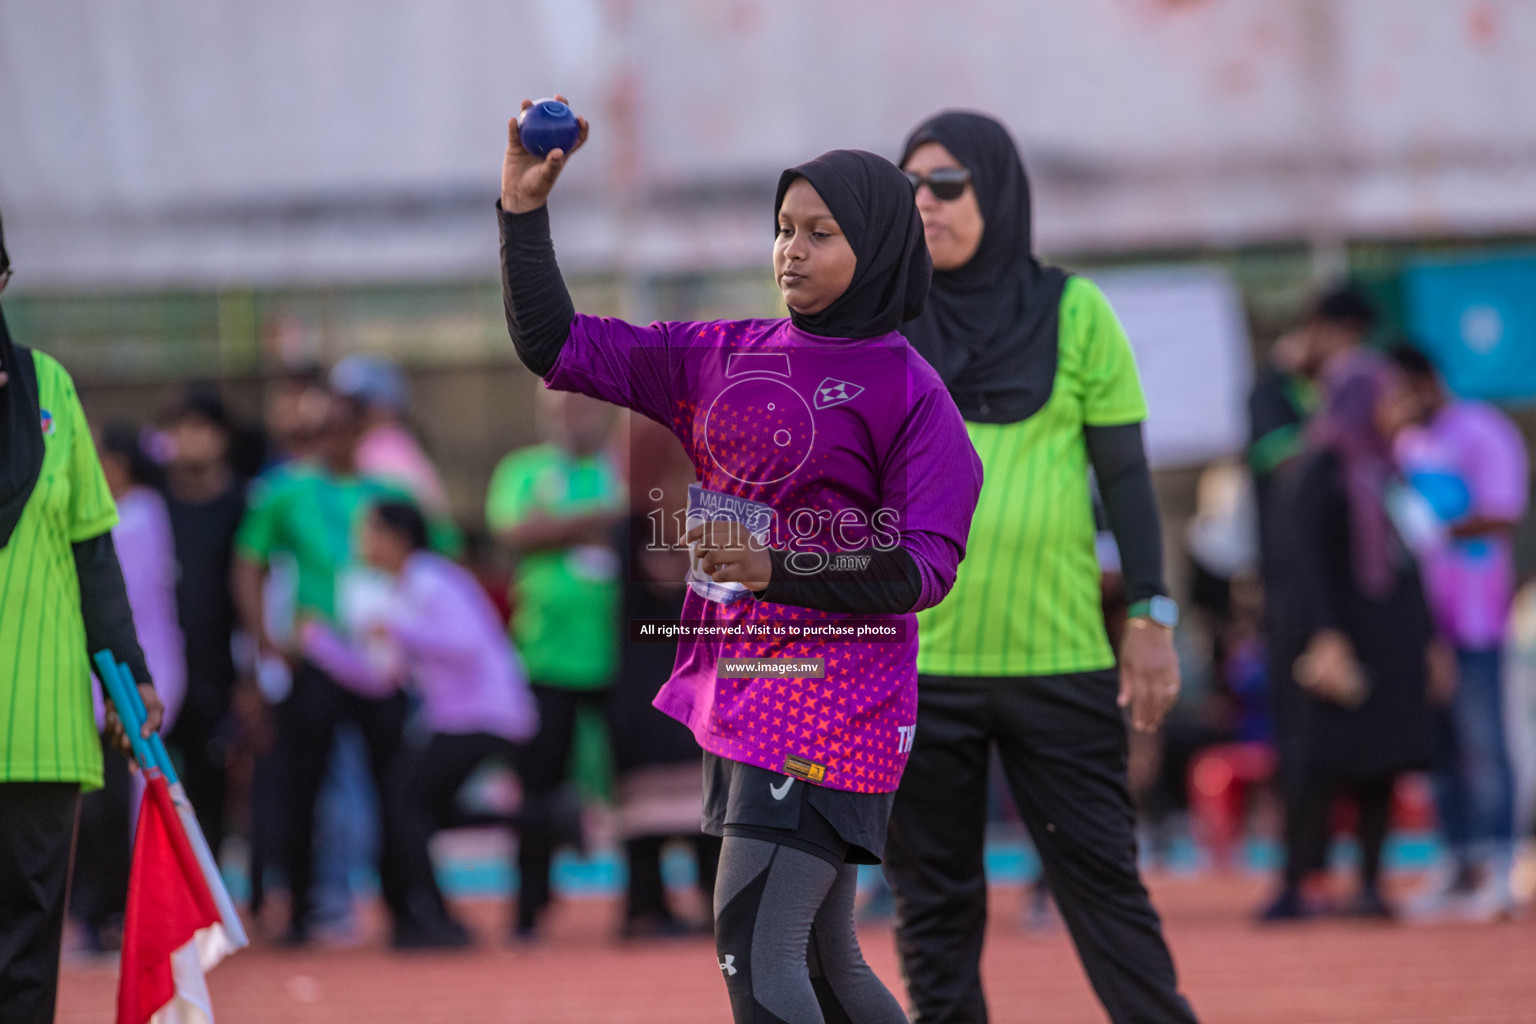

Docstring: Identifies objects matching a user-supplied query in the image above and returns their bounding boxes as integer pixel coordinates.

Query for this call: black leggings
[713,810,904,1024]
[1282,773,1397,893]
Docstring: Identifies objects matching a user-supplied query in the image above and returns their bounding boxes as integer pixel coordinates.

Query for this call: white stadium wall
[1,0,1535,287]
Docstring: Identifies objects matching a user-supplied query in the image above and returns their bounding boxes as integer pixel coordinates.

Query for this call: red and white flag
[117,774,238,1024]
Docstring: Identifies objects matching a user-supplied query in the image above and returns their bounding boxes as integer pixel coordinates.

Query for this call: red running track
[57,874,1536,1023]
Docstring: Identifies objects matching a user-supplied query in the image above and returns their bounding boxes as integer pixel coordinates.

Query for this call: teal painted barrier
[219,832,1445,904]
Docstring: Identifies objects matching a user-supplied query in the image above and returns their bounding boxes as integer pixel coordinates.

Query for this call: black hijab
[899,111,1070,423]
[0,209,44,549]
[774,150,931,340]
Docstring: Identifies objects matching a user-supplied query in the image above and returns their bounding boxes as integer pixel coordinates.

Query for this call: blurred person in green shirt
[0,212,162,1024]
[486,385,623,938]
[232,391,416,947]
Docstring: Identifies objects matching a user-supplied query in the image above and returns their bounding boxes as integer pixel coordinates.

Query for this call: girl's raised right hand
[501,95,589,214]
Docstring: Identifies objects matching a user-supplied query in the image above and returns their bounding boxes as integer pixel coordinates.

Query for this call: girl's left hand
[684,521,772,593]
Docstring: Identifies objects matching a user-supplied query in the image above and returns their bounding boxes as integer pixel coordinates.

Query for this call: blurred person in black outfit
[1247,287,1375,653]
[1259,350,1441,921]
[1247,286,1376,532]
[1247,286,1373,889]
[609,414,720,940]
[161,384,249,862]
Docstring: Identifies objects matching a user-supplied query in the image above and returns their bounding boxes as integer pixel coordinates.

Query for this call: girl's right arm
[498,103,683,427]
[500,203,575,377]
[499,97,588,377]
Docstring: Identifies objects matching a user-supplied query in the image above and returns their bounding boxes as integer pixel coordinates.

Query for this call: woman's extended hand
[501,95,589,213]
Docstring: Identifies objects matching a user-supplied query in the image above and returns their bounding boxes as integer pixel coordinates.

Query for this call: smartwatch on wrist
[1127,595,1179,629]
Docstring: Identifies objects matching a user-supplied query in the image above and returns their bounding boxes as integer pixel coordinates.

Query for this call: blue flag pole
[92,651,158,775]
[93,650,251,950]
[112,659,178,785]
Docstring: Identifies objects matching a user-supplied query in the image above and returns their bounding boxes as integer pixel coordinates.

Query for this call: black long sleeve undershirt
[755,546,922,616]
[499,202,576,377]
[73,531,153,690]
[1084,422,1167,606]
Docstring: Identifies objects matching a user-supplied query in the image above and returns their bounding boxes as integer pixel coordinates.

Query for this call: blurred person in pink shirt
[298,499,537,948]
[97,423,185,730]
[1393,345,1530,921]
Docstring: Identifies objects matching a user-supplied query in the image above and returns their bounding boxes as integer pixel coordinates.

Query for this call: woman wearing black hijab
[885,112,1198,1024]
[0,210,162,1023]
[496,102,982,1023]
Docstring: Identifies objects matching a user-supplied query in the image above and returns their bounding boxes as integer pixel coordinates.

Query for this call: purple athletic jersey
[546,315,982,793]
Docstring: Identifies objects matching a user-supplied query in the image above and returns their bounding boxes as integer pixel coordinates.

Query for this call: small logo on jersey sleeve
[814,377,863,409]
[40,409,55,436]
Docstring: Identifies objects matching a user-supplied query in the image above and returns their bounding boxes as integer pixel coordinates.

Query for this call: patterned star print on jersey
[545,314,982,793]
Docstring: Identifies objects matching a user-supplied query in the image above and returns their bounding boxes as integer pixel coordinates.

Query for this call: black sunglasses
[905,167,971,202]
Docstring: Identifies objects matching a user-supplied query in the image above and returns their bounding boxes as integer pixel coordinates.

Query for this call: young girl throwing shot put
[497,98,981,1024]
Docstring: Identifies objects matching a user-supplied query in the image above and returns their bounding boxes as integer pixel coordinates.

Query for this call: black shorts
[702,752,894,865]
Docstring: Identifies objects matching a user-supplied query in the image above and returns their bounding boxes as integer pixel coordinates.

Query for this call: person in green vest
[884,112,1198,1024]
[0,210,162,1024]
[486,385,623,939]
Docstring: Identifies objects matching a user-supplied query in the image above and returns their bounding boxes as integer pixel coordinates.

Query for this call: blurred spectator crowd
[1138,286,1534,925]
[63,284,1536,955]
[67,356,717,953]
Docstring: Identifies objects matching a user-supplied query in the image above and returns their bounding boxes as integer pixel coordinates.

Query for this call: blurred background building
[2,0,1533,539]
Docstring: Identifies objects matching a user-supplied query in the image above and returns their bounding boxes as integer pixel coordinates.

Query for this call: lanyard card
[685,484,776,605]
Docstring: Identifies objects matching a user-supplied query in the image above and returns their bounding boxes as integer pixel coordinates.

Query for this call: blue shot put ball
[518,98,580,157]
